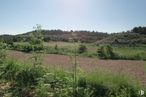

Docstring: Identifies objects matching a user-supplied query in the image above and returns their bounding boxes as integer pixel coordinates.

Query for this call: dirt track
[8,50,146,86]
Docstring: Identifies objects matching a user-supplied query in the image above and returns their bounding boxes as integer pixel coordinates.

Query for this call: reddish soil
[8,50,146,86]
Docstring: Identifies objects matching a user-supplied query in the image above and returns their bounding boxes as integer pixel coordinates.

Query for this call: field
[1,40,146,97]
[13,41,146,60]
[9,42,146,85]
[8,50,146,86]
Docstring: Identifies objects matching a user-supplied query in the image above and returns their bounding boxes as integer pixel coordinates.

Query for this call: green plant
[30,24,44,48]
[15,66,45,86]
[82,71,141,97]
[98,45,116,59]
[78,44,87,54]
[68,32,79,96]
[0,59,144,97]
[0,41,7,64]
[54,44,58,50]
[2,60,20,81]
[30,24,44,67]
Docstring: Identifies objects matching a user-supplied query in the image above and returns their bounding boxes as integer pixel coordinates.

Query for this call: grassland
[1,25,146,97]
[7,50,146,85]
[0,59,145,97]
[1,40,146,97]
[12,41,146,60]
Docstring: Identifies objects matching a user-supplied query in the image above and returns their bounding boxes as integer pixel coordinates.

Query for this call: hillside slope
[0,26,146,45]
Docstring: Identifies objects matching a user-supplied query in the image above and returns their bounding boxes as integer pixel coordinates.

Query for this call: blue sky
[0,0,146,35]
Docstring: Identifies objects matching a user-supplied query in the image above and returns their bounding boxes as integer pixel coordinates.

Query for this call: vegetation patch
[0,60,144,97]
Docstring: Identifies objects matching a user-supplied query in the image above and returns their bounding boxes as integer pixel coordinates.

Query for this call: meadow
[12,41,146,60]
[0,56,145,97]
[0,41,146,97]
[1,27,146,97]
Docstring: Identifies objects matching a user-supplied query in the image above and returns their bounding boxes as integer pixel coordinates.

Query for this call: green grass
[0,60,145,97]
[114,46,146,60]
[12,42,146,60]
[82,71,142,97]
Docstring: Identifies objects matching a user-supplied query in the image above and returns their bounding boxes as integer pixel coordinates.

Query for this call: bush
[98,45,115,59]
[12,43,33,52]
[78,44,87,54]
[1,60,45,86]
[1,61,20,81]
[15,66,45,86]
[0,42,7,64]
[45,46,72,55]
[32,44,44,52]
[12,43,44,53]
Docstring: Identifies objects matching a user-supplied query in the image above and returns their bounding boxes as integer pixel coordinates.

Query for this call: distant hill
[96,27,146,45]
[0,26,146,45]
[0,30,108,43]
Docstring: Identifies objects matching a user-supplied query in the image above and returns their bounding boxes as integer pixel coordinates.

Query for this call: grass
[0,60,145,97]
[1,40,146,96]
[12,42,146,60]
[82,71,142,97]
[1,26,146,97]
[114,46,146,60]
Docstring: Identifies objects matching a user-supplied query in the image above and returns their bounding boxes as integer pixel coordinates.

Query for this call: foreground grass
[0,60,145,97]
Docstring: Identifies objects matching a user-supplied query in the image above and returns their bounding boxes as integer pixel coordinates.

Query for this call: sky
[0,0,146,35]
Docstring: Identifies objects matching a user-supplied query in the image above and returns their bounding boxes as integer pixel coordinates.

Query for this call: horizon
[0,0,146,35]
[0,26,138,36]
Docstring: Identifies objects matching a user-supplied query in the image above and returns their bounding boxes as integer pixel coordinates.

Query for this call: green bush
[1,60,45,86]
[98,45,116,59]
[15,66,45,86]
[1,61,20,81]
[45,46,73,55]
[0,42,7,64]
[12,43,44,53]
[78,44,87,54]
[12,43,33,52]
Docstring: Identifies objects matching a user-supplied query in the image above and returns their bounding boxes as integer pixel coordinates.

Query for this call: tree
[132,26,146,35]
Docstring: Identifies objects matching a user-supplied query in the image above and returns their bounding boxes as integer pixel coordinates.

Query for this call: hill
[0,26,146,45]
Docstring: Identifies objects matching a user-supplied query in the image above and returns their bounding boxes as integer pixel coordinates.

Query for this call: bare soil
[8,50,146,86]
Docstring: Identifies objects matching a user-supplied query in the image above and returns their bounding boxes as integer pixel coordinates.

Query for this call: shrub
[32,44,44,52]
[15,66,45,86]
[54,44,58,50]
[78,44,87,54]
[0,42,7,64]
[1,61,20,81]
[12,43,33,52]
[45,46,72,55]
[12,43,44,53]
[98,45,116,59]
[1,60,45,86]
